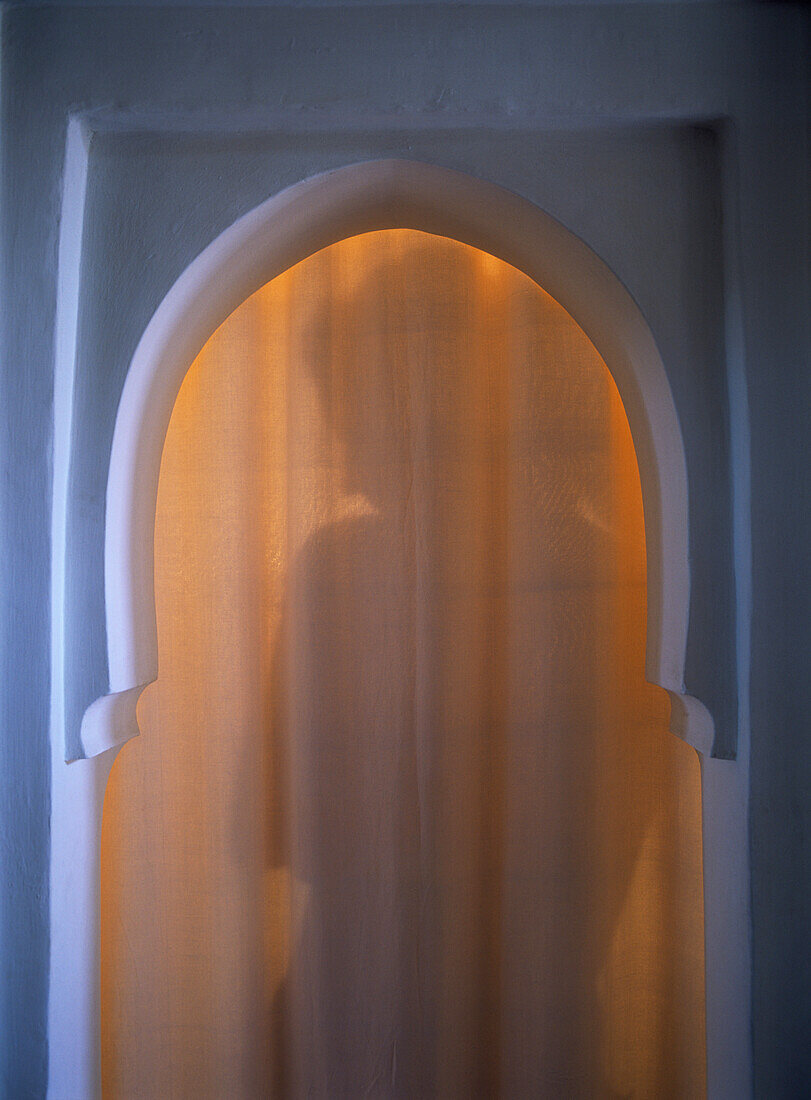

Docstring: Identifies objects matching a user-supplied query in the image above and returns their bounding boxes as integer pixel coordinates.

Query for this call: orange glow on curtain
[101,230,705,1098]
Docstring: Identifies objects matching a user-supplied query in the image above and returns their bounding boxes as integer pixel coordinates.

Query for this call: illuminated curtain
[101,230,705,1098]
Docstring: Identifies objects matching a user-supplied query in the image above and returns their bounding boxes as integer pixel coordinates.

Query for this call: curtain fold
[101,230,705,1099]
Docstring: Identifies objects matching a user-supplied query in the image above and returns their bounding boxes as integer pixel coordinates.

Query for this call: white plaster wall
[1,2,808,1096]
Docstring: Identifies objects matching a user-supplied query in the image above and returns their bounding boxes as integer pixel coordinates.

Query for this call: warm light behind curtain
[101,230,705,1099]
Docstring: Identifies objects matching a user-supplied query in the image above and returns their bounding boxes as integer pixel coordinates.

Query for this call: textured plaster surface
[0,3,808,1096]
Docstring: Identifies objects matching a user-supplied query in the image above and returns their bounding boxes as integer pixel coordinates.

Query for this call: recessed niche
[100,230,705,1097]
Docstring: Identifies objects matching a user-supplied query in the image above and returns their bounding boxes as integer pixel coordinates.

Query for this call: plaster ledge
[76,682,152,761]
[667,689,715,757]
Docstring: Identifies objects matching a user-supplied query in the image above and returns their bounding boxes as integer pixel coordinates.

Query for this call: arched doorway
[100,229,705,1097]
[49,161,739,1100]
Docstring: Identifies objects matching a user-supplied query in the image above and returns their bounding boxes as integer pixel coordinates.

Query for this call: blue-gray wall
[1,3,808,1096]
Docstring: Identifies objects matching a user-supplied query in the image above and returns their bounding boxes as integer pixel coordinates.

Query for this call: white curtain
[101,230,705,1098]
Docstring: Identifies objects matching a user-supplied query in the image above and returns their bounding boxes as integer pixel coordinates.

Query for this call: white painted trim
[87,158,712,760]
[50,115,91,772]
[48,116,105,1100]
